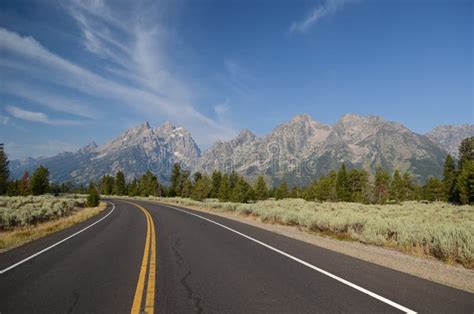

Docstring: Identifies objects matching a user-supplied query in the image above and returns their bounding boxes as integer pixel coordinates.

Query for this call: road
[0,199,472,313]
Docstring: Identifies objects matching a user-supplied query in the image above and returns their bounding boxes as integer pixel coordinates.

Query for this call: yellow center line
[144,209,156,313]
[123,201,156,314]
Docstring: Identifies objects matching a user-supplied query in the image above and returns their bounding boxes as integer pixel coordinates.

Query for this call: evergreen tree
[390,170,404,202]
[401,172,416,201]
[254,176,269,200]
[230,177,253,203]
[139,171,159,197]
[101,175,115,195]
[458,137,474,169]
[181,175,194,198]
[178,170,191,197]
[348,169,369,203]
[457,160,474,205]
[193,172,203,183]
[275,180,288,200]
[113,171,126,195]
[191,176,212,201]
[19,170,30,196]
[128,179,139,197]
[336,164,350,201]
[210,170,222,198]
[218,175,230,202]
[87,183,100,207]
[423,177,444,202]
[30,166,50,195]
[170,163,182,196]
[7,180,20,196]
[374,166,390,204]
[443,154,459,203]
[0,149,9,195]
[313,171,337,202]
[228,171,239,190]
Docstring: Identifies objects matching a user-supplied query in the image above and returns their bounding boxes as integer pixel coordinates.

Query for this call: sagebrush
[0,195,87,229]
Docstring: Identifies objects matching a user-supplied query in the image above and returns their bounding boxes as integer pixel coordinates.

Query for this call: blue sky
[0,0,472,159]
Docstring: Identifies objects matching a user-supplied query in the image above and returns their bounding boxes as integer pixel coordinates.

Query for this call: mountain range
[9,114,473,186]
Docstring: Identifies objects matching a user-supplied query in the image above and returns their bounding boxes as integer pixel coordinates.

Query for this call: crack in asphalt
[171,238,203,314]
[66,291,79,314]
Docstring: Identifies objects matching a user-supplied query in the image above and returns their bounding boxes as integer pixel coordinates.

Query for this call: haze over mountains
[9,114,473,186]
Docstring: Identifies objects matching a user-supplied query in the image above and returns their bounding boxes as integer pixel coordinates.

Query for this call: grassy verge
[0,201,106,252]
[121,196,474,268]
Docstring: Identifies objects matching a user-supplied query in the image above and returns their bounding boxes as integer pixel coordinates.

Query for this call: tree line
[1,137,472,205]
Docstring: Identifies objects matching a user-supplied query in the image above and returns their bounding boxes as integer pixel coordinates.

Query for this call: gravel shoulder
[156,199,474,293]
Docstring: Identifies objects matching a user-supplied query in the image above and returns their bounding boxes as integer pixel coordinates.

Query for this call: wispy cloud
[0,0,237,146]
[5,105,84,126]
[289,0,348,33]
[0,81,97,119]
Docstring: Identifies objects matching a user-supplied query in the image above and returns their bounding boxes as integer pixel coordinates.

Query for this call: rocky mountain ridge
[8,115,473,185]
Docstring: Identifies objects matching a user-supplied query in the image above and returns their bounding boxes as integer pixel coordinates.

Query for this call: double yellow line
[123,201,156,314]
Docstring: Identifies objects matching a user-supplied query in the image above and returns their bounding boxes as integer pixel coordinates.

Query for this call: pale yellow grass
[0,202,107,252]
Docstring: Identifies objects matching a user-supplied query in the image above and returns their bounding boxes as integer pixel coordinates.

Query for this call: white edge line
[156,202,417,314]
[0,201,116,274]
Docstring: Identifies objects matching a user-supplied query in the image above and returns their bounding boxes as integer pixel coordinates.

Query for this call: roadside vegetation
[0,199,106,252]
[0,195,87,229]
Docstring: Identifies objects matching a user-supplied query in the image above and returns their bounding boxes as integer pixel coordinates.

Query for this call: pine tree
[313,171,337,202]
[457,160,474,205]
[170,163,182,196]
[128,179,139,197]
[348,169,369,203]
[193,172,203,183]
[192,175,212,201]
[210,170,222,198]
[401,172,415,201]
[275,180,288,200]
[228,171,239,190]
[442,154,459,203]
[30,166,50,195]
[374,166,390,204]
[423,177,444,202]
[87,183,100,207]
[336,164,350,201]
[0,149,9,195]
[218,175,230,202]
[458,137,474,169]
[390,170,404,202]
[254,176,269,200]
[101,175,114,195]
[230,177,252,203]
[181,176,194,198]
[113,171,126,195]
[139,171,159,197]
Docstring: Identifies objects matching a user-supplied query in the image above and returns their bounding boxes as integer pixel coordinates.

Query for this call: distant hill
[9,114,473,185]
[426,124,474,157]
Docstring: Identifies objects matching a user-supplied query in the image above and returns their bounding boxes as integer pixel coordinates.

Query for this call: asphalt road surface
[0,199,472,313]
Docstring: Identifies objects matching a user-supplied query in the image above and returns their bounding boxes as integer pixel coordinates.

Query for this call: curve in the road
[0,201,116,275]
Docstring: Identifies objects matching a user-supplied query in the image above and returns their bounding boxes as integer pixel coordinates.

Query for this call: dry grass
[122,196,474,268]
[0,201,106,252]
